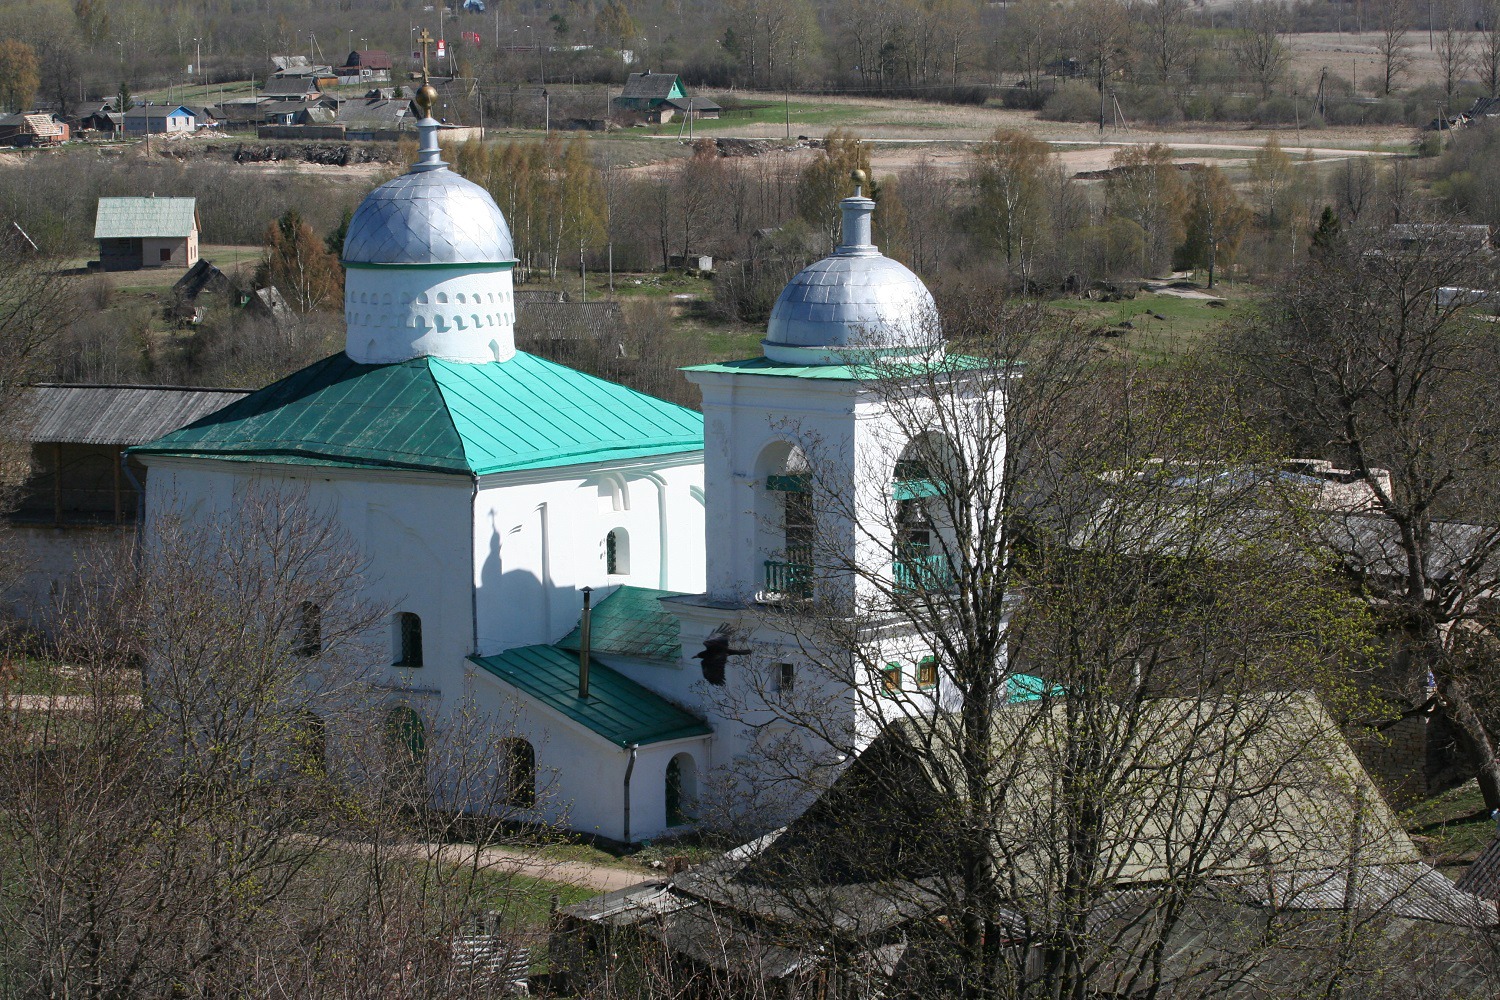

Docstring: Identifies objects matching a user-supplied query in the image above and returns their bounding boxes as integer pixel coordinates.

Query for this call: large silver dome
[343,167,515,266]
[764,193,939,362]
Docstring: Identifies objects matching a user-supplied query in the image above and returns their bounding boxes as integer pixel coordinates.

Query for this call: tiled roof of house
[469,644,711,747]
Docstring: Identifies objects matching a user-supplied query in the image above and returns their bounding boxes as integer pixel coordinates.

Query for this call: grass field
[1048,287,1248,361]
[1405,780,1497,867]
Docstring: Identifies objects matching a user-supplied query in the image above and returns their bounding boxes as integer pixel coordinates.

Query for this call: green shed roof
[94,196,198,239]
[469,644,710,747]
[132,352,704,476]
[557,585,685,662]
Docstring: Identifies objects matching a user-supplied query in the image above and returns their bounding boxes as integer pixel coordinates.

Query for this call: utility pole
[543,87,549,132]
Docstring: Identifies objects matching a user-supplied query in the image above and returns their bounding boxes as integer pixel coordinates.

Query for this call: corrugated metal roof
[620,73,684,100]
[22,384,249,445]
[469,644,711,747]
[94,197,197,239]
[557,586,685,661]
[1455,833,1500,901]
[132,352,704,476]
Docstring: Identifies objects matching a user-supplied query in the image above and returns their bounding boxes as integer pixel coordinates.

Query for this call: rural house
[612,72,718,123]
[260,76,323,102]
[123,104,195,135]
[0,112,68,146]
[338,50,393,84]
[94,196,200,271]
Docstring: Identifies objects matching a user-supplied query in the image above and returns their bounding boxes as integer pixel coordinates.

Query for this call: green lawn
[607,99,866,138]
[1405,780,1497,867]
[1047,288,1247,361]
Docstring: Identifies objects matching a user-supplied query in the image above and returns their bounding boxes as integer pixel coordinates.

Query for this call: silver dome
[764,194,939,361]
[343,166,515,266]
[765,253,937,349]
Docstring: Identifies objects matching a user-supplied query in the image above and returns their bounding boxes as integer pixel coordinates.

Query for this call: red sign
[436,38,447,59]
[462,30,481,46]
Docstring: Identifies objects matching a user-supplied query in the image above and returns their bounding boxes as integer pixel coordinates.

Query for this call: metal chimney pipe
[578,586,592,699]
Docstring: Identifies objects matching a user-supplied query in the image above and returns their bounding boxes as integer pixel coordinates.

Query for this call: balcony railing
[763,559,813,600]
[894,552,955,593]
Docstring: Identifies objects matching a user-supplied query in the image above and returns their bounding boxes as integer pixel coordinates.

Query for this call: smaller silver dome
[764,194,940,363]
[343,164,515,266]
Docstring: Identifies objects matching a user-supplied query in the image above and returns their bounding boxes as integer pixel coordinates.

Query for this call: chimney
[578,586,592,699]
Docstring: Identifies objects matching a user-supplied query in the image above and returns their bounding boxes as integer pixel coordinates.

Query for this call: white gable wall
[472,455,705,656]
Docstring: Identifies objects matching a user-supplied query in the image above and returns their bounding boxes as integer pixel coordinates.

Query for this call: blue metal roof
[469,644,711,747]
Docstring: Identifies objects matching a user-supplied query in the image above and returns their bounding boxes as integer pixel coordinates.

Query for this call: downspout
[120,451,145,531]
[622,742,639,844]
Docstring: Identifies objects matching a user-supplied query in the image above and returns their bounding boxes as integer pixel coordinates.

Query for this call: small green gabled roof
[469,644,710,747]
[132,352,704,476]
[557,586,685,662]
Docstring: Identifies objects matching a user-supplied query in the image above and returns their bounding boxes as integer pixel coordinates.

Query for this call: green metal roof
[683,354,998,381]
[469,644,710,747]
[132,352,704,476]
[557,586,685,662]
[94,197,198,239]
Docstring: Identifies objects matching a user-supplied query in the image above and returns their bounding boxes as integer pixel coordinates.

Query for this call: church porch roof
[557,585,685,662]
[469,644,711,747]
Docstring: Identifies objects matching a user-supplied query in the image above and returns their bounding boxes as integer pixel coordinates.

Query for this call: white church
[134,93,1001,842]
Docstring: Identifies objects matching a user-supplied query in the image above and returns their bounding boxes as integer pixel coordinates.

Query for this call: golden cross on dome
[416,28,435,84]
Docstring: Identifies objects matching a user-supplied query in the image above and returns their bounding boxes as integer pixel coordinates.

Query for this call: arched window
[666,753,697,827]
[394,612,423,667]
[606,529,630,576]
[295,602,322,657]
[758,442,813,599]
[499,737,536,808]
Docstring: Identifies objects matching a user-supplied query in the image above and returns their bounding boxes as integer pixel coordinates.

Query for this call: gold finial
[414,29,438,117]
[851,168,867,188]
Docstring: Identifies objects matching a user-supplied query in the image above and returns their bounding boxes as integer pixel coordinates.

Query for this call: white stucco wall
[1,523,130,634]
[140,446,707,842]
[472,455,705,655]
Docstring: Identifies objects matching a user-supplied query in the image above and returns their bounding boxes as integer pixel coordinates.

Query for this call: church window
[880,662,902,696]
[606,529,629,576]
[775,662,795,694]
[500,737,535,807]
[917,656,938,691]
[666,753,697,827]
[417,292,429,304]
[436,292,448,303]
[295,602,322,657]
[394,612,423,667]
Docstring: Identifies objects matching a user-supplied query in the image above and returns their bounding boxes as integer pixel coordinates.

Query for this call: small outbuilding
[94,196,200,271]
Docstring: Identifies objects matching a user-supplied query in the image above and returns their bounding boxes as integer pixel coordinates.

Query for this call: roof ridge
[417,355,479,476]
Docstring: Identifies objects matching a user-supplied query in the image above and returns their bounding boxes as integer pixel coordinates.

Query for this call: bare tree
[1434,0,1473,103]
[1227,224,1500,812]
[1140,0,1192,84]
[1480,0,1500,96]
[0,486,567,996]
[685,297,1397,999]
[1234,0,1291,100]
[1375,0,1414,94]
